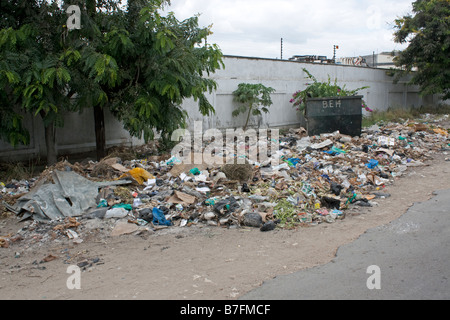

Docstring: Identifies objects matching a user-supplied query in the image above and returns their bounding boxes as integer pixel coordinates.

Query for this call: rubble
[0,114,449,247]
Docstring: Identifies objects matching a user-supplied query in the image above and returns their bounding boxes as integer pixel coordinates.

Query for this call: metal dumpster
[305,95,363,137]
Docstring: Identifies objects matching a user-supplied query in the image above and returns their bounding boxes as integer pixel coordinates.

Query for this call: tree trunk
[44,122,57,166]
[87,1,107,161]
[86,0,96,17]
[94,104,106,161]
[39,111,57,166]
[244,104,253,131]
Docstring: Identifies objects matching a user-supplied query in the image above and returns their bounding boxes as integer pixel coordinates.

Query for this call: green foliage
[290,68,370,114]
[393,0,450,100]
[0,0,40,29]
[0,107,29,146]
[0,0,224,155]
[232,83,276,130]
[92,0,225,143]
[274,199,302,229]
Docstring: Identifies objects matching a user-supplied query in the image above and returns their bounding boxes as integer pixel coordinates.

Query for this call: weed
[0,161,36,183]
[362,104,450,127]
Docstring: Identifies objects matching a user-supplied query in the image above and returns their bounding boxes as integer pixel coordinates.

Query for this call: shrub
[232,83,275,131]
[290,69,372,114]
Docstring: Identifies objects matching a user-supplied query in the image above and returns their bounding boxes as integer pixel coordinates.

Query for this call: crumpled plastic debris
[433,128,448,136]
[119,168,154,185]
[4,170,130,222]
[152,207,172,226]
[366,159,379,169]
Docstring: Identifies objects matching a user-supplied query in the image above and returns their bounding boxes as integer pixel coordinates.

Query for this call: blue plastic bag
[366,159,379,169]
[152,207,172,226]
[287,158,301,166]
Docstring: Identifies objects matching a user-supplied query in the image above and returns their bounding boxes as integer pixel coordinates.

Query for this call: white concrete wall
[183,55,433,131]
[0,108,143,162]
[0,55,443,162]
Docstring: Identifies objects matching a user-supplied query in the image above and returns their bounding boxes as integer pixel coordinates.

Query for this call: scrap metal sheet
[11,170,130,221]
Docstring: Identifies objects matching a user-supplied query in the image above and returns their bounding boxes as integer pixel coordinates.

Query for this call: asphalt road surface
[241,189,450,300]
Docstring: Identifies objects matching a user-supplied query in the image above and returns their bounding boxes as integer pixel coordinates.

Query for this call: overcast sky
[162,0,414,59]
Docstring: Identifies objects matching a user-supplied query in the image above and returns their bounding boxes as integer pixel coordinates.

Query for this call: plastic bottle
[133,198,143,208]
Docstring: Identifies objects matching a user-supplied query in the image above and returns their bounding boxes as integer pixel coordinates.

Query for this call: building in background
[335,56,368,67]
[288,52,401,69]
[288,55,334,64]
[362,51,402,69]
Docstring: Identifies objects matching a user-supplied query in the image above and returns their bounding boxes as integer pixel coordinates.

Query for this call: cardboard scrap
[111,163,129,173]
[168,190,196,205]
[110,220,139,237]
[375,148,395,157]
[311,139,333,149]
[414,123,428,132]
[367,174,389,186]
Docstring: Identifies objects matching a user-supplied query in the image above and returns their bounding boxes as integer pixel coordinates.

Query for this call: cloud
[165,0,413,59]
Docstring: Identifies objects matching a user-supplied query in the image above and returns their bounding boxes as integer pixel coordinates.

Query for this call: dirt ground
[0,152,449,300]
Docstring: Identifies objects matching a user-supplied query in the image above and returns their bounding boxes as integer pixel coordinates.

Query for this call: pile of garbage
[1,115,449,245]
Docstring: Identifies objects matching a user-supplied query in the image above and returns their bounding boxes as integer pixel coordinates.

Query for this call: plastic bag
[287,158,301,166]
[119,168,154,185]
[366,159,379,169]
[189,168,201,175]
[112,203,133,211]
[152,207,172,226]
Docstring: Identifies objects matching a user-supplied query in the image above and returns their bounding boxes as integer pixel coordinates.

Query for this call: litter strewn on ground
[0,114,449,247]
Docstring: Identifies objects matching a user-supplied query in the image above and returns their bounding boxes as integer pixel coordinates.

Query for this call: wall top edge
[222,55,382,70]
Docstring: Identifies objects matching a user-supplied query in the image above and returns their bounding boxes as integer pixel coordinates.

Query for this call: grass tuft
[363,104,450,127]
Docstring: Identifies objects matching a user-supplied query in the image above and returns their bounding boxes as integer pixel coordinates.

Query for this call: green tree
[1,0,74,164]
[393,0,450,100]
[104,0,224,147]
[0,0,35,149]
[0,0,224,164]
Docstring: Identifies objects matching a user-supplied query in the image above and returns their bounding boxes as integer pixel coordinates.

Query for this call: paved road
[241,189,450,300]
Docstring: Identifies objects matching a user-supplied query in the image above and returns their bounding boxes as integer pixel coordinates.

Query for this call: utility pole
[281,38,283,60]
[333,45,339,63]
